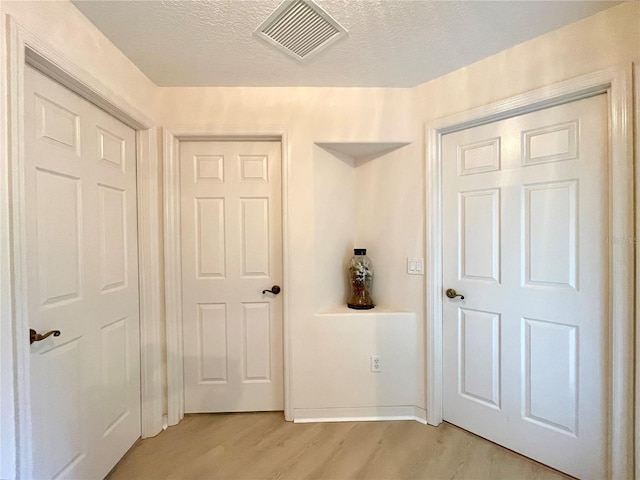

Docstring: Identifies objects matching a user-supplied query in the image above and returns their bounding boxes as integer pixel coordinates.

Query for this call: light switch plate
[407,258,424,275]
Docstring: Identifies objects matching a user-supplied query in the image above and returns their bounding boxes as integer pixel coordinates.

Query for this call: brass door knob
[30,328,61,344]
[445,288,465,300]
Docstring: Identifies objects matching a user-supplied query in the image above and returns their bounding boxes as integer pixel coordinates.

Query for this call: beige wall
[1,1,638,474]
[1,0,159,121]
[415,2,640,121]
[159,88,426,413]
[158,1,640,416]
[0,2,161,478]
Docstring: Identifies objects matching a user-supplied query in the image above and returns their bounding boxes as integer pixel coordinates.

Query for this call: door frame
[1,17,165,479]
[425,64,635,479]
[163,127,293,425]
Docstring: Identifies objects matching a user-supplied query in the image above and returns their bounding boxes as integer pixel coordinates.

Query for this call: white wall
[313,145,356,312]
[157,1,640,419]
[2,0,639,475]
[0,2,159,478]
[415,2,640,121]
[354,145,423,313]
[0,1,158,119]
[159,87,426,415]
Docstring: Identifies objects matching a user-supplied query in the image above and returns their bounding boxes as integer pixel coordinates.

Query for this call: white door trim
[1,17,164,479]
[634,59,640,480]
[163,127,293,426]
[425,64,634,479]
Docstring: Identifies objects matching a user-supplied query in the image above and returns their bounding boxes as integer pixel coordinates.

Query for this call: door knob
[445,288,464,300]
[30,328,61,344]
[262,285,281,295]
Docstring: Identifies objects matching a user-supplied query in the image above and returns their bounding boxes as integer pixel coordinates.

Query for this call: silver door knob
[445,288,464,300]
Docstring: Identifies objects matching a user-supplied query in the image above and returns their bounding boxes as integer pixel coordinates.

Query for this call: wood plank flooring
[106,413,570,480]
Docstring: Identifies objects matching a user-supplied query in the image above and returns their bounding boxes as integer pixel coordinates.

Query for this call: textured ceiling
[71,0,620,88]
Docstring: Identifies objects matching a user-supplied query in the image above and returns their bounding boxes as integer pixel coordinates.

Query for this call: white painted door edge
[1,17,164,479]
[633,59,640,480]
[425,63,635,479]
[162,127,293,426]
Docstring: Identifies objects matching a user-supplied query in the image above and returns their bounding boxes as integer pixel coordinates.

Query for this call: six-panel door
[442,94,608,479]
[25,66,141,479]
[181,141,284,413]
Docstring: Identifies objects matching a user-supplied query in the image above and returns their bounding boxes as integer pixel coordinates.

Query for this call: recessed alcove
[313,141,412,315]
[304,139,424,421]
[316,142,410,164]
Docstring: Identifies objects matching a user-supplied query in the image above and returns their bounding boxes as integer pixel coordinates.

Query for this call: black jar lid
[354,248,366,255]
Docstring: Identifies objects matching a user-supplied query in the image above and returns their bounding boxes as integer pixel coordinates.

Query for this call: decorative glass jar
[347,248,374,310]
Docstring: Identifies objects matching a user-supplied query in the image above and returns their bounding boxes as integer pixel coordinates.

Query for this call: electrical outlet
[370,355,381,373]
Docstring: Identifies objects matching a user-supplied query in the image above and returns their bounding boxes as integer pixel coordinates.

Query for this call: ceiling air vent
[255,0,348,62]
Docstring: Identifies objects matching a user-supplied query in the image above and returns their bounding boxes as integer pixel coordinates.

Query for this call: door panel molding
[163,127,292,426]
[1,17,164,479]
[425,64,634,479]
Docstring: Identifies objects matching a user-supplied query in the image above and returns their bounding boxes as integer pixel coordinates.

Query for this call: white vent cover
[255,0,348,62]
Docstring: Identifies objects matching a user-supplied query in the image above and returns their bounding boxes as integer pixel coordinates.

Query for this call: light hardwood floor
[106,413,570,480]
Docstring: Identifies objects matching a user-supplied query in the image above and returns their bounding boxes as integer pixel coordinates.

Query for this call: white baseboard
[293,405,427,424]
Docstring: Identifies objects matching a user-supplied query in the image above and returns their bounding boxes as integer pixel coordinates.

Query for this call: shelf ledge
[316,305,412,315]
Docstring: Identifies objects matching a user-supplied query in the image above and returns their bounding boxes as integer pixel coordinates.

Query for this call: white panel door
[24,65,141,479]
[181,141,283,412]
[442,94,608,479]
